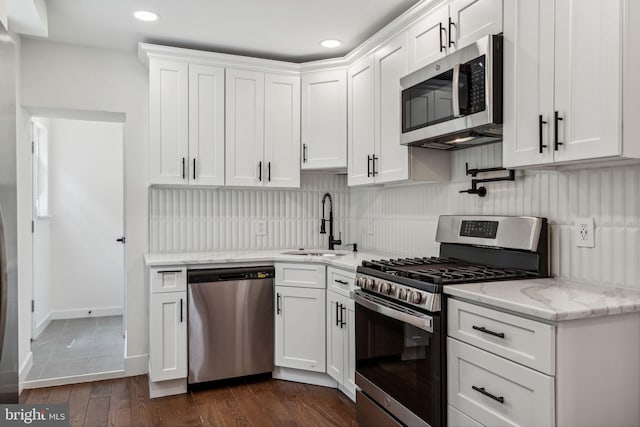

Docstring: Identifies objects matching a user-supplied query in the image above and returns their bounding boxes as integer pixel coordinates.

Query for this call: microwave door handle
[452,63,461,117]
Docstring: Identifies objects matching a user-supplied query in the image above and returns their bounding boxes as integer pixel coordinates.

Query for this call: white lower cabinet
[149,291,187,382]
[274,263,326,372]
[326,290,356,399]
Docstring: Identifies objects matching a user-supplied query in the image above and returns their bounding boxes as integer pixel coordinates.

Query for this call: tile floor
[27,316,125,381]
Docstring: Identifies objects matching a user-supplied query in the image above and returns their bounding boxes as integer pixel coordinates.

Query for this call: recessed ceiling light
[320,39,341,48]
[134,10,159,22]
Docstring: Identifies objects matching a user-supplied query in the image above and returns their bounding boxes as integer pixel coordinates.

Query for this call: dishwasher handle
[188,266,275,283]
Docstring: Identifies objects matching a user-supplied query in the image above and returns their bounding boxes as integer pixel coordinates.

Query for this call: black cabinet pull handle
[276,293,281,315]
[439,22,446,52]
[539,115,548,154]
[157,269,181,274]
[472,325,505,339]
[334,279,349,285]
[335,302,340,326]
[182,157,186,180]
[472,386,504,404]
[372,155,378,176]
[303,144,307,163]
[180,298,183,323]
[367,155,372,177]
[258,161,262,181]
[448,17,455,47]
[554,111,563,151]
[340,305,346,328]
[268,162,271,182]
[193,158,196,180]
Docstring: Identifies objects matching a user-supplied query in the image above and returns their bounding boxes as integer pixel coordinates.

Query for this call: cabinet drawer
[448,338,555,427]
[448,299,555,375]
[327,267,355,297]
[448,405,484,427]
[275,263,325,289]
[150,267,187,293]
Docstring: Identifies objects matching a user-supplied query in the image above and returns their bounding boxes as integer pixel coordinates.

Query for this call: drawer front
[448,298,555,375]
[448,338,555,427]
[275,263,326,289]
[448,405,484,427]
[327,267,356,297]
[150,267,187,293]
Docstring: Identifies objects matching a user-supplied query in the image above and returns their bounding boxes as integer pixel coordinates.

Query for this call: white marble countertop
[444,278,640,321]
[144,248,397,272]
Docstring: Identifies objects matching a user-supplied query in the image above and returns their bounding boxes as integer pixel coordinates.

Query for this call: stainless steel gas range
[353,215,549,427]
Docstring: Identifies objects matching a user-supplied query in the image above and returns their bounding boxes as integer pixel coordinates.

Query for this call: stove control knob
[409,291,423,304]
[364,278,375,291]
[356,277,366,288]
[378,282,390,295]
[398,288,408,301]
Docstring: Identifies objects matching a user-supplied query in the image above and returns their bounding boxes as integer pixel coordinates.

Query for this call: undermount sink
[281,249,351,257]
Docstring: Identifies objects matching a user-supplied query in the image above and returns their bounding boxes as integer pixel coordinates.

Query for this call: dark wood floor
[19,375,357,427]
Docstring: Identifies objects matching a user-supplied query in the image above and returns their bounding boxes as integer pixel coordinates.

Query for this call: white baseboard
[34,313,52,339]
[22,369,126,390]
[272,367,338,388]
[148,376,187,399]
[125,353,148,376]
[50,306,123,320]
[18,352,34,394]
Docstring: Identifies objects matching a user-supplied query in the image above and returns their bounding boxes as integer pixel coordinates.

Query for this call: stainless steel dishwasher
[187,266,274,384]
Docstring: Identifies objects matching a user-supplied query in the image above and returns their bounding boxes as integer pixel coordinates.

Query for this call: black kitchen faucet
[320,192,342,250]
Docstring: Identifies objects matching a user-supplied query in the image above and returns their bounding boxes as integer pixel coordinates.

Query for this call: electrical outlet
[253,220,267,236]
[575,218,595,248]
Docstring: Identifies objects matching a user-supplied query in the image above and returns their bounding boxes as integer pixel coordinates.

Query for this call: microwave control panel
[465,55,486,115]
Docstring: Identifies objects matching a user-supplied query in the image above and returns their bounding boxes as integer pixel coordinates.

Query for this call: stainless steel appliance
[354,215,548,427]
[0,23,19,403]
[400,35,503,150]
[187,266,274,384]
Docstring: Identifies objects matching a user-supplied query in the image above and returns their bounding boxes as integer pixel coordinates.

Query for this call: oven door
[355,290,442,427]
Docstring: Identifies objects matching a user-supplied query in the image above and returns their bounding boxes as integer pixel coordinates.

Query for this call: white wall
[20,39,149,372]
[45,118,124,317]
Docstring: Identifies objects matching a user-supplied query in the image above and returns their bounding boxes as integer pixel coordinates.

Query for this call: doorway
[27,115,126,383]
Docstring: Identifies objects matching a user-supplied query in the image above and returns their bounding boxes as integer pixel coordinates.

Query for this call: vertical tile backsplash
[149,143,640,290]
[149,173,351,253]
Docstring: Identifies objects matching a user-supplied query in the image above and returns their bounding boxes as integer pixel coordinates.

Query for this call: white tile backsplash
[149,143,640,290]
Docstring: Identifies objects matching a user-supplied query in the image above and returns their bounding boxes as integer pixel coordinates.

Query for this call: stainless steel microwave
[400,34,503,150]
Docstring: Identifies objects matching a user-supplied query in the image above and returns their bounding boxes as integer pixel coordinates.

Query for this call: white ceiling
[30,0,422,62]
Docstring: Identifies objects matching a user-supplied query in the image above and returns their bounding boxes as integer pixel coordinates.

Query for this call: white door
[449,0,503,51]
[407,2,450,72]
[225,68,265,187]
[503,0,555,167]
[275,286,326,372]
[149,292,187,381]
[347,55,375,186]
[374,32,410,184]
[264,73,300,188]
[326,291,344,383]
[149,59,189,185]
[188,64,225,186]
[301,69,347,170]
[552,0,622,162]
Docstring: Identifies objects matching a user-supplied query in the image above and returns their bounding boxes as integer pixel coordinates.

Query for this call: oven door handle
[452,63,461,118]
[354,293,433,333]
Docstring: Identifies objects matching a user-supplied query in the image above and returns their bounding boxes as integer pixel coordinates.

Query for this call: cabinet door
[449,0,503,51]
[553,0,622,162]
[189,64,225,186]
[275,286,326,372]
[225,68,265,186]
[149,59,189,185]
[374,32,410,184]
[264,74,301,188]
[326,291,344,383]
[301,69,347,170]
[343,298,357,397]
[347,56,376,186]
[503,0,555,167]
[407,1,450,72]
[149,292,187,382]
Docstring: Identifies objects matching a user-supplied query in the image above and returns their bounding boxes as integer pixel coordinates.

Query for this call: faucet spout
[320,193,341,250]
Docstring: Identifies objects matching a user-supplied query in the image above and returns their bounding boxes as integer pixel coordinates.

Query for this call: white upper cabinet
[301,69,348,170]
[149,59,189,185]
[264,73,301,188]
[504,0,626,168]
[149,60,225,186]
[408,0,503,72]
[347,56,375,186]
[226,69,300,188]
[189,64,225,186]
